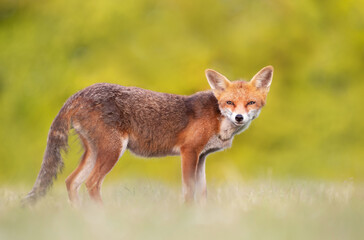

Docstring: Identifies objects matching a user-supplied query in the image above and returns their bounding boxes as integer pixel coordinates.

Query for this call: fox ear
[251,66,273,91]
[205,69,231,93]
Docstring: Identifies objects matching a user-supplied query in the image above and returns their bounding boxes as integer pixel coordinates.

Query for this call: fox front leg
[180,148,199,203]
[195,153,207,204]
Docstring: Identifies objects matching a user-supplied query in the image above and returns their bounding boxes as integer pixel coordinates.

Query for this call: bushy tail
[24,107,72,204]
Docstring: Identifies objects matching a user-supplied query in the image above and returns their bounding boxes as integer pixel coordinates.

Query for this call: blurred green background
[0,0,363,186]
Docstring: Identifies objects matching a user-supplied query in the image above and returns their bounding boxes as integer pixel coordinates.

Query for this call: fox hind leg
[65,134,96,206]
[85,135,128,204]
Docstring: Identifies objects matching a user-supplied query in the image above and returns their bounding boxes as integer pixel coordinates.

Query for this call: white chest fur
[201,117,251,155]
[201,134,232,155]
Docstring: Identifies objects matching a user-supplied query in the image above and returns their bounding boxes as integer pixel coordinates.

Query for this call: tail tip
[21,191,38,207]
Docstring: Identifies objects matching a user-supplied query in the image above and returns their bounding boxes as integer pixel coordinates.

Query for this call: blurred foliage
[0,0,363,185]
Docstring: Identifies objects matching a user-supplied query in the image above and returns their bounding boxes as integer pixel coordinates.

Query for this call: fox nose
[235,114,244,122]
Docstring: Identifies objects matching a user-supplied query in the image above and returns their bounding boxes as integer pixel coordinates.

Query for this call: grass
[0,179,363,240]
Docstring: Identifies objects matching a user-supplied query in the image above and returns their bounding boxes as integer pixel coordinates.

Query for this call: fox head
[205,66,273,127]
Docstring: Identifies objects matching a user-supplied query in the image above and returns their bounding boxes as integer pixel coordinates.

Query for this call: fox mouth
[233,121,245,126]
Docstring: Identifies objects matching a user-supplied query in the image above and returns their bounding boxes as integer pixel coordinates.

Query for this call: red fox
[25,66,273,205]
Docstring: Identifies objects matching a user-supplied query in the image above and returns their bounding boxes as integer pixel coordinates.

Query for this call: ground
[0,179,363,240]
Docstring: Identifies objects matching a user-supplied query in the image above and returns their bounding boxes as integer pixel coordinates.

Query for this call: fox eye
[247,101,256,106]
[226,101,234,105]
